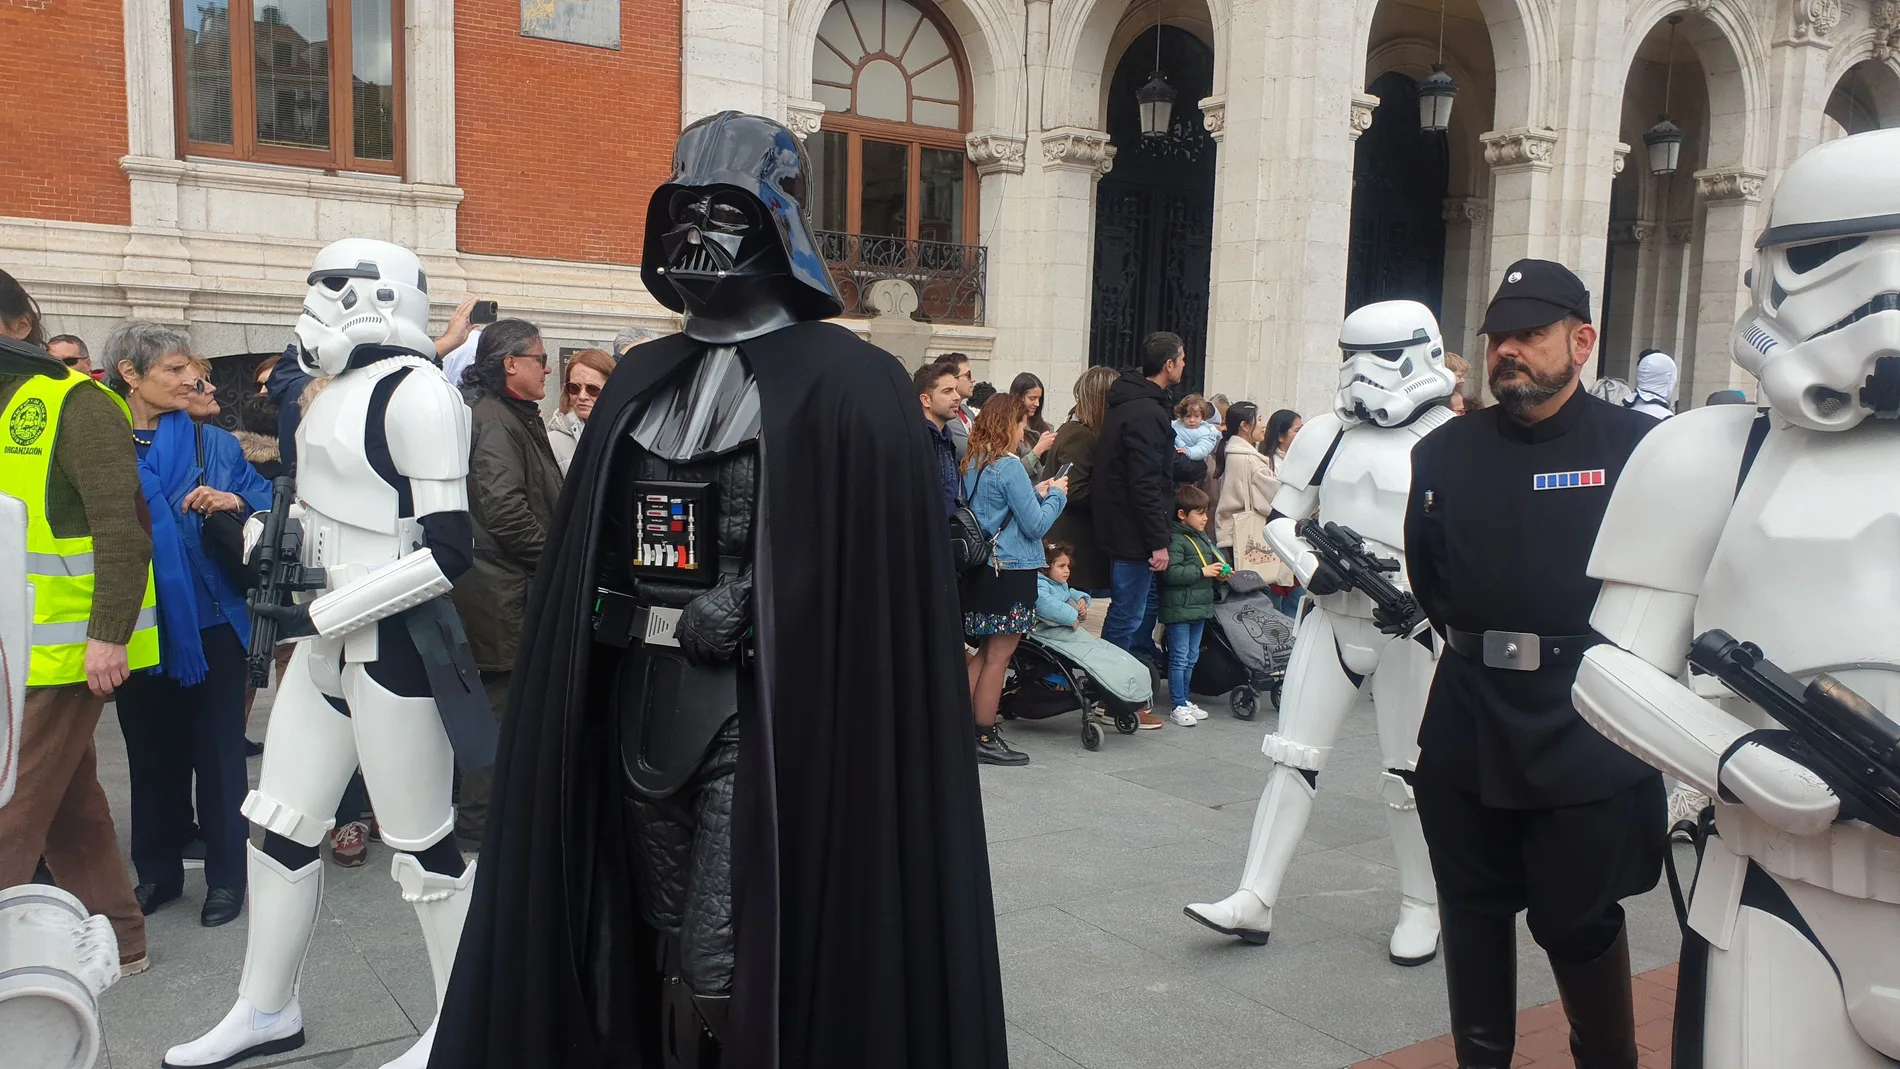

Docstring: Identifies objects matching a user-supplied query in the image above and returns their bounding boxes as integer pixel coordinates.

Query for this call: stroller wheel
[1230,687,1258,720]
[1082,721,1104,751]
[1268,682,1283,711]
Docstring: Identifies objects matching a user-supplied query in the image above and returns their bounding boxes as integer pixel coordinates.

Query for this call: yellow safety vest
[0,370,160,685]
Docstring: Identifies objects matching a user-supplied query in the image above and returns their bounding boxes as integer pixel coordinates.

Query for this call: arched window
[807,0,974,246]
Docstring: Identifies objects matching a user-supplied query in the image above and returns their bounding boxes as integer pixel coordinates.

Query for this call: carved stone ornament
[1667,221,1695,244]
[1349,93,1380,141]
[1441,197,1489,225]
[1481,127,1559,172]
[1607,220,1658,244]
[1613,142,1630,175]
[1200,95,1227,141]
[965,133,1027,176]
[1876,0,1900,59]
[1694,166,1768,202]
[1041,127,1117,175]
[784,99,826,141]
[1792,0,1843,41]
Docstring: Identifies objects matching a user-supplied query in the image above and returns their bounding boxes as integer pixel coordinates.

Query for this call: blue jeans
[1164,621,1206,710]
[1273,587,1305,619]
[1104,559,1161,661]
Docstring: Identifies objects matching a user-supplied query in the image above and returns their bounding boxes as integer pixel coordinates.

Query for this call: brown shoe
[1136,709,1166,730]
[330,821,370,867]
[120,952,150,977]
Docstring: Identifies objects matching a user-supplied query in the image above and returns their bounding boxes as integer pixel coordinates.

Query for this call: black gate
[1089,26,1216,395]
[1345,70,1450,317]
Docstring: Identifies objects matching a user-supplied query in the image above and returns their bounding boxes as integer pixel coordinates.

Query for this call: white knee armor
[1186,301,1452,966]
[1573,129,1900,1067]
[166,239,479,1069]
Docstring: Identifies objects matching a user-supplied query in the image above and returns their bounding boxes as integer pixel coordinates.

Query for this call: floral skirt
[960,566,1038,637]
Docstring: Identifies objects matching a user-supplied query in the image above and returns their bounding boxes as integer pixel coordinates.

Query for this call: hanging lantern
[1137,71,1176,139]
[1418,64,1458,133]
[1644,117,1684,176]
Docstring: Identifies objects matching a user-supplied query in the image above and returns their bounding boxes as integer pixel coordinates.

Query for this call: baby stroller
[999,628,1153,751]
[1190,570,1295,720]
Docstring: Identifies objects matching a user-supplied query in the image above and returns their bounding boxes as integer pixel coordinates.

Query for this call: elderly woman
[106,322,270,928]
[544,347,614,475]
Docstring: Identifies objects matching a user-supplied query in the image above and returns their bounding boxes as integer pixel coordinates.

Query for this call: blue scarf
[137,410,207,685]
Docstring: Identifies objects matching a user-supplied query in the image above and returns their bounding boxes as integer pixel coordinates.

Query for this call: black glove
[253,601,316,640]
[677,572,753,666]
[1373,594,1423,636]
[1304,560,1347,597]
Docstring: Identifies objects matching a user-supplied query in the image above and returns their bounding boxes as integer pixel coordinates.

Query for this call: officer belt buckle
[643,606,684,648]
[1482,629,1541,672]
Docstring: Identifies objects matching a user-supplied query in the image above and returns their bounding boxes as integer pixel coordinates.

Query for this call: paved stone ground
[87,681,1690,1068]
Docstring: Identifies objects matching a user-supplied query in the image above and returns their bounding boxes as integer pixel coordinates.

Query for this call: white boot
[377,854,477,1069]
[1382,772,1441,966]
[1184,764,1316,945]
[164,844,321,1067]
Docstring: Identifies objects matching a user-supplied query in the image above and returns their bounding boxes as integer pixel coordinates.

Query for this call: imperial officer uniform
[1403,259,1665,1069]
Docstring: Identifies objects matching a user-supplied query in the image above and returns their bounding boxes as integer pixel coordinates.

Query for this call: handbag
[949,466,1014,576]
[195,423,257,592]
[1231,453,1296,587]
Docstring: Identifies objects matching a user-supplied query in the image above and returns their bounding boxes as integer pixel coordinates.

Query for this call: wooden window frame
[812,0,977,246]
[170,0,406,176]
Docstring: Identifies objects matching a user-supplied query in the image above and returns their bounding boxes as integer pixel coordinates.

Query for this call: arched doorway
[1346,70,1451,316]
[1825,59,1900,139]
[1088,24,1217,394]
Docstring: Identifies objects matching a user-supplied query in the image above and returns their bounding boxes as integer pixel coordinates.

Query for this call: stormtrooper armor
[1572,129,1900,1067]
[1185,300,1453,965]
[166,239,485,1069]
[591,110,842,1066]
[2,486,120,1069]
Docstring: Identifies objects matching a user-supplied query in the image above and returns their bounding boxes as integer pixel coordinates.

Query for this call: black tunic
[428,322,1009,1069]
[1403,388,1659,809]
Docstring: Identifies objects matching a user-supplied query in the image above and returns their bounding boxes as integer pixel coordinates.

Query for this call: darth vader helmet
[1334,300,1456,427]
[1733,128,1900,430]
[641,111,844,338]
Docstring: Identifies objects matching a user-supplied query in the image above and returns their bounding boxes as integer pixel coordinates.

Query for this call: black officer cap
[1479,259,1592,335]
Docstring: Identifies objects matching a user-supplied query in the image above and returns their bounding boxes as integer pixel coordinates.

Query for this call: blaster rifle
[1689,629,1900,838]
[246,476,327,687]
[1294,519,1426,635]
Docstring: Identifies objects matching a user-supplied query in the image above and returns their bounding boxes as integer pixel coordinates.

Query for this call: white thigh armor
[1575,406,1900,1064]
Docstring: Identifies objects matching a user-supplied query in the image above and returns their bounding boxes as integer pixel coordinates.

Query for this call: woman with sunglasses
[546,347,613,475]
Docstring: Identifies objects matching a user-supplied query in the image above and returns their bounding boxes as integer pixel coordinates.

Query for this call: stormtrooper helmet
[1334,300,1457,427]
[294,238,435,376]
[1732,128,1900,430]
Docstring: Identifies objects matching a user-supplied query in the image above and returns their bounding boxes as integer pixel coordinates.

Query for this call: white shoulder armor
[1276,411,1346,492]
[384,360,472,483]
[1587,405,1760,595]
[1405,404,1456,440]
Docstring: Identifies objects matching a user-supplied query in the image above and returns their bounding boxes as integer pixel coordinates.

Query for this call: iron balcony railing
[815,230,987,326]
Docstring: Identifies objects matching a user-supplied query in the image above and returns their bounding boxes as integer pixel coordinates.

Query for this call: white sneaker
[163,997,305,1067]
[1169,706,1198,726]
[1187,701,1211,721]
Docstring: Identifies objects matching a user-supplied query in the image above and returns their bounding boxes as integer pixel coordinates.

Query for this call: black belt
[1443,626,1598,671]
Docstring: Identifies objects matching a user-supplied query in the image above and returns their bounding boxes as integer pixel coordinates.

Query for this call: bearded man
[1399,259,1666,1069]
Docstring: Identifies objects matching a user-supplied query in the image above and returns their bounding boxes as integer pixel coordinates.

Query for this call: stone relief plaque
[522,0,620,49]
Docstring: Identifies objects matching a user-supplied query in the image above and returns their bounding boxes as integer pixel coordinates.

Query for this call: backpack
[949,464,1016,575]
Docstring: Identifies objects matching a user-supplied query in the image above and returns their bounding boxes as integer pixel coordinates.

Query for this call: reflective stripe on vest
[0,371,161,686]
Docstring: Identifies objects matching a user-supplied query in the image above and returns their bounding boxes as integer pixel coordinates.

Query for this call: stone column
[1765,2,1840,177]
[1480,128,1559,283]
[1650,221,1693,365]
[118,0,193,322]
[680,0,784,123]
[1687,167,1766,405]
[1439,197,1489,362]
[966,131,1029,390]
[1203,0,1365,420]
[1603,221,1654,380]
[1023,128,1114,414]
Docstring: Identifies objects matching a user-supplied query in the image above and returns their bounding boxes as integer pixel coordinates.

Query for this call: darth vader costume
[429,112,1009,1069]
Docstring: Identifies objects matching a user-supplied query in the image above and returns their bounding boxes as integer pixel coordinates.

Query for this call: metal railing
[815,230,987,326]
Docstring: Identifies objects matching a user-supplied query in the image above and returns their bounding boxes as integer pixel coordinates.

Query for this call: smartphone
[1055,462,1074,480]
[470,300,499,324]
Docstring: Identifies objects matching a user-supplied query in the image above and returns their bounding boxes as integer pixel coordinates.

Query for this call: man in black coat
[428,113,1008,1069]
[1093,331,1190,663]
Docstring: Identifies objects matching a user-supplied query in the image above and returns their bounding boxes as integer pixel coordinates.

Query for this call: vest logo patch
[1534,469,1604,490]
[8,398,48,447]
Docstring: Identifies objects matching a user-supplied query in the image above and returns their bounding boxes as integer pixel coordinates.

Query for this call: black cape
[429,321,1009,1069]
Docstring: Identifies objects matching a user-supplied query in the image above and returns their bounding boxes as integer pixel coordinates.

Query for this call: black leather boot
[1549,924,1639,1069]
[975,723,1029,766]
[1441,907,1517,1068]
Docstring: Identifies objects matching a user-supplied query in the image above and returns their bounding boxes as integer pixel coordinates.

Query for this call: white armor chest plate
[295,360,424,573]
[1317,422,1427,562]
[1698,425,1900,679]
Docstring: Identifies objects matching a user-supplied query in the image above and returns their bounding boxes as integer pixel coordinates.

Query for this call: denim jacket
[961,455,1066,571]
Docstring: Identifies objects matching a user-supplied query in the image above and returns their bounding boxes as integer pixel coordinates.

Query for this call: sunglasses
[188,378,213,394]
[564,381,602,398]
[59,356,82,367]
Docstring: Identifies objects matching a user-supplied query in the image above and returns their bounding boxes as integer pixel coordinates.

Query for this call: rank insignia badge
[1533,469,1605,490]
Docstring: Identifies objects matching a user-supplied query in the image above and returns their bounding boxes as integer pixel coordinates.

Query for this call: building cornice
[1040,128,1115,175]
